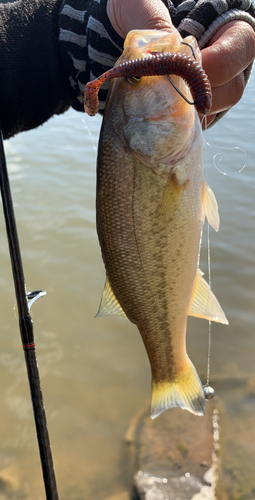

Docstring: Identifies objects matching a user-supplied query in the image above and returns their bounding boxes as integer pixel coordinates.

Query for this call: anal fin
[188,269,228,325]
[95,276,127,319]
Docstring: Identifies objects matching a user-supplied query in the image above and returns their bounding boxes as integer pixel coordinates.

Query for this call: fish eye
[124,76,142,86]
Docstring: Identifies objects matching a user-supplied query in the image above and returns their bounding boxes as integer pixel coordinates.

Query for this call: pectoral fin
[95,276,127,318]
[188,269,228,325]
[202,180,220,232]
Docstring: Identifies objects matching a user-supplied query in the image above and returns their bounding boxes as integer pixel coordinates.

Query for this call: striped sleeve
[59,0,123,113]
[170,0,255,49]
[58,0,255,116]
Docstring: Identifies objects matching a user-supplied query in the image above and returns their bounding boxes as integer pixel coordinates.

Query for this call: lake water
[0,70,254,500]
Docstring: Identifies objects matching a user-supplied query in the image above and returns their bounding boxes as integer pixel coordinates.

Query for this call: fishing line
[203,117,215,400]
[204,229,215,400]
[212,148,247,176]
[82,116,99,154]
[203,135,247,176]
[205,221,213,389]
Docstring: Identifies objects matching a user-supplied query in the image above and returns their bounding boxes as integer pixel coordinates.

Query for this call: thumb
[107,0,179,40]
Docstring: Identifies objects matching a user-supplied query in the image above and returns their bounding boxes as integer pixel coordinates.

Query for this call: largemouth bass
[91,30,228,418]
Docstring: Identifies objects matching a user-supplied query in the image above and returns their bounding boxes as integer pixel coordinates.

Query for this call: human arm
[0,0,75,139]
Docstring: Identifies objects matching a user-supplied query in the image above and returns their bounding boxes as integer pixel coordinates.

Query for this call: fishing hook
[165,41,198,105]
[181,41,197,60]
[165,73,195,106]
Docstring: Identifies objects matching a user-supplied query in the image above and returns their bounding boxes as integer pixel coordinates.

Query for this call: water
[0,71,254,499]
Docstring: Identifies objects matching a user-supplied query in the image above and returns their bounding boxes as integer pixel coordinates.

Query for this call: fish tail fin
[151,358,205,419]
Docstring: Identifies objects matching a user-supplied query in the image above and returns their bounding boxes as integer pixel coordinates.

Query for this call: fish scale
[97,110,201,385]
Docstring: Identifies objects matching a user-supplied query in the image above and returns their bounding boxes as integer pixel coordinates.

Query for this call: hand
[107,1,255,126]
[106,0,179,39]
[201,20,255,127]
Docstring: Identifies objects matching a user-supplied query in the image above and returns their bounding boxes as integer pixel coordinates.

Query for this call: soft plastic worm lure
[84,52,212,116]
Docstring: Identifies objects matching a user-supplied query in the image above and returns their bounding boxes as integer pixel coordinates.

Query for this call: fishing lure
[84,52,212,116]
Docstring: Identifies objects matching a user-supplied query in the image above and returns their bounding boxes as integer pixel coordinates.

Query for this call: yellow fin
[189,270,228,324]
[95,276,127,318]
[202,180,220,232]
[151,358,205,418]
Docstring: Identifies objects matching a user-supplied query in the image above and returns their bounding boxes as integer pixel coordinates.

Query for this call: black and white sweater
[58,0,255,115]
[0,0,254,139]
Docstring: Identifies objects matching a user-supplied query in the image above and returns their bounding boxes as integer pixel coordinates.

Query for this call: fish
[92,30,228,418]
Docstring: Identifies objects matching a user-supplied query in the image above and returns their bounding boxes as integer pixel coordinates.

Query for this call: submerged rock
[125,403,219,500]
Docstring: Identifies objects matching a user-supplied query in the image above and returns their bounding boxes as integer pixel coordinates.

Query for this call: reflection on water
[0,71,254,499]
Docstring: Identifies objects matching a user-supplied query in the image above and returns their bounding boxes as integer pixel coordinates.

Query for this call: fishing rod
[0,128,59,500]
